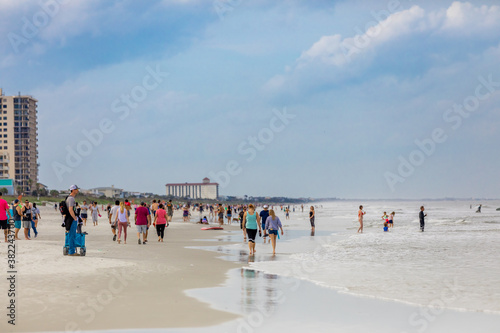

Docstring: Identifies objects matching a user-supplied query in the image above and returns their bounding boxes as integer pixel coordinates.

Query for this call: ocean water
[249,200,500,314]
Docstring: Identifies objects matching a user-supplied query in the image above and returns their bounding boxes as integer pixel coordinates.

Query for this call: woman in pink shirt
[154,204,168,242]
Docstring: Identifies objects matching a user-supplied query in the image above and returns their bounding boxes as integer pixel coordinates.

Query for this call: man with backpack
[64,185,80,256]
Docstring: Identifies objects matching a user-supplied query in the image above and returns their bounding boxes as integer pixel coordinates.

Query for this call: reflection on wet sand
[240,268,280,315]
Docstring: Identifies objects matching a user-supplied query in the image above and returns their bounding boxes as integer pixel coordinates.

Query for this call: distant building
[0,89,39,194]
[166,177,219,200]
[89,185,123,198]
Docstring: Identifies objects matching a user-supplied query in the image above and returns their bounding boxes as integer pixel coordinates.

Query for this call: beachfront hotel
[0,88,39,194]
[166,177,219,200]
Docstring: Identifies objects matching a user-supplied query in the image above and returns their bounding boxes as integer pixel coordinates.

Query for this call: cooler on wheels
[63,232,86,256]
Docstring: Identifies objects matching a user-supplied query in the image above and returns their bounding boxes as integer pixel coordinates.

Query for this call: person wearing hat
[259,205,270,238]
[66,185,80,256]
[12,199,23,240]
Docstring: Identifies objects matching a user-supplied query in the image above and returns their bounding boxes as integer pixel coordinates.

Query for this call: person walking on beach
[309,206,315,232]
[12,199,22,240]
[135,202,150,244]
[240,207,247,241]
[264,209,284,255]
[90,202,100,226]
[358,205,365,233]
[0,192,12,242]
[182,205,189,222]
[243,204,262,255]
[166,200,173,223]
[218,206,224,226]
[115,202,130,244]
[80,201,89,226]
[419,206,427,232]
[109,200,120,241]
[226,205,232,224]
[285,207,290,220]
[151,200,159,217]
[259,205,270,238]
[21,199,33,240]
[154,203,168,242]
[124,199,132,217]
[30,202,41,238]
[65,185,80,256]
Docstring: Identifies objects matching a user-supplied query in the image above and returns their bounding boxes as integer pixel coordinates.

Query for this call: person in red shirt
[134,202,151,244]
[124,199,132,217]
[0,192,12,242]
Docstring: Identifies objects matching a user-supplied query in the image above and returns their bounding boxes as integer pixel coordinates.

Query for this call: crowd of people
[1,184,437,258]
[0,192,42,242]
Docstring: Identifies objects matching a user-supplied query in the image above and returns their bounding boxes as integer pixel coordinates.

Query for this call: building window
[4,146,7,150]
[3,140,6,143]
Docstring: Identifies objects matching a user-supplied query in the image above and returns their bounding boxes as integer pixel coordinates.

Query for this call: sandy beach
[0,205,243,332]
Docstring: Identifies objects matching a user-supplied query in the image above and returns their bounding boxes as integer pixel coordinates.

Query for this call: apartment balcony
[0,165,9,171]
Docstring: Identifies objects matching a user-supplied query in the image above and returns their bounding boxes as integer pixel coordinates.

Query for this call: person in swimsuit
[388,212,395,228]
[243,204,262,255]
[309,206,315,231]
[218,206,224,225]
[358,205,365,233]
[183,205,189,222]
[226,205,232,224]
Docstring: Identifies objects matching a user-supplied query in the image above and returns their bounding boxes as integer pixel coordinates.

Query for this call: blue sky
[1,0,499,199]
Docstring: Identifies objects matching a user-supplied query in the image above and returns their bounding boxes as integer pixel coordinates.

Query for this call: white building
[89,185,123,198]
[166,177,219,200]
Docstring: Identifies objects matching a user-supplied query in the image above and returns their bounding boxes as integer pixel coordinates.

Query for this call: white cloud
[441,1,500,35]
[297,6,426,68]
[266,2,500,95]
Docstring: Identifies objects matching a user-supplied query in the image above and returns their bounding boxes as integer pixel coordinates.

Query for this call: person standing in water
[264,209,283,255]
[308,206,315,232]
[259,205,270,238]
[388,211,395,228]
[419,206,427,232]
[358,205,365,233]
[240,206,247,241]
[243,204,262,255]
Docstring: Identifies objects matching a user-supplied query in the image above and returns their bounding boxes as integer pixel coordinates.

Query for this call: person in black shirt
[419,206,427,232]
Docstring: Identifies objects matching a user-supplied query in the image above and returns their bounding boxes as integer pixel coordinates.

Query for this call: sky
[0,0,499,199]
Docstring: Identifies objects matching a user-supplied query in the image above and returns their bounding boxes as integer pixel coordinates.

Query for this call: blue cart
[63,232,87,256]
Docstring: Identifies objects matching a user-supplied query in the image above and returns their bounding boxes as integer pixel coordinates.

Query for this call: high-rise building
[0,88,39,194]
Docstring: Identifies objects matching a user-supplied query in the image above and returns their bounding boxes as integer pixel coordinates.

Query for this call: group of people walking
[0,192,41,242]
